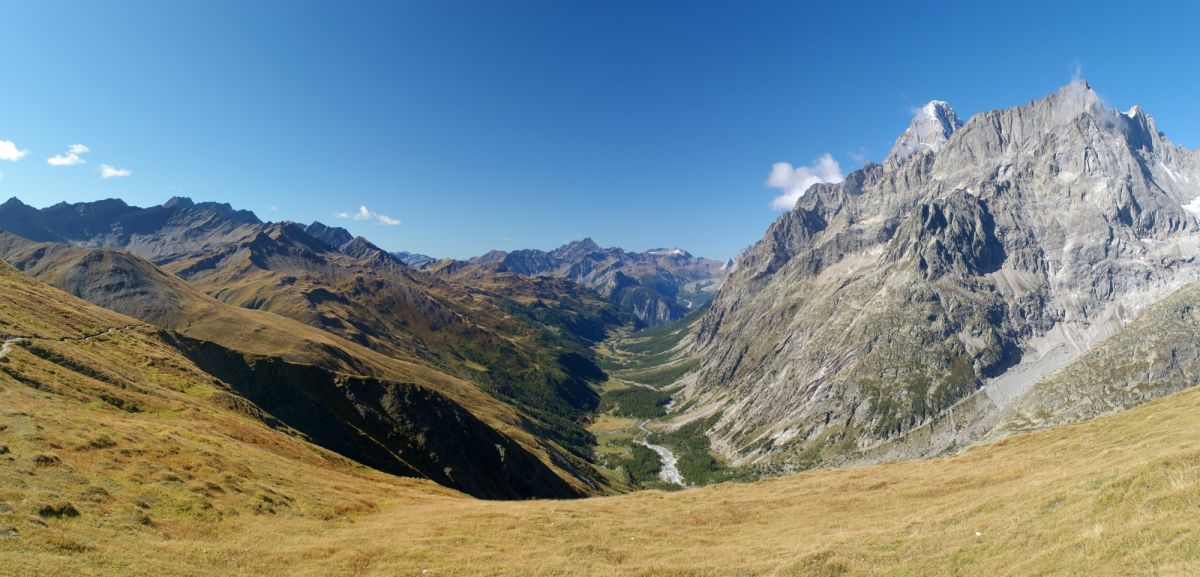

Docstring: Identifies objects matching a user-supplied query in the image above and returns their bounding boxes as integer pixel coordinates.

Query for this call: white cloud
[1183,196,1200,217]
[766,153,844,210]
[99,164,132,178]
[335,205,400,226]
[0,140,28,162]
[48,143,89,166]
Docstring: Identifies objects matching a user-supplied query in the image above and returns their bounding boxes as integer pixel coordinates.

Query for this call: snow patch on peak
[648,247,690,258]
[919,100,961,138]
[884,99,963,169]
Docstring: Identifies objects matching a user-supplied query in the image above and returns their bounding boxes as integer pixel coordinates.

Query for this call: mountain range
[679,80,1200,470]
[6,242,1200,574]
[435,238,728,327]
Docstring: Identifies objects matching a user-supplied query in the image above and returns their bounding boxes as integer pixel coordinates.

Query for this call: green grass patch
[599,386,670,419]
[598,305,707,372]
[618,444,662,487]
[620,358,699,389]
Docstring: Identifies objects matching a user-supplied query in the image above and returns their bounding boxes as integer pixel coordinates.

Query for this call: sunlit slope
[7,356,1200,576]
[0,248,589,498]
[0,194,622,471]
[331,385,1200,576]
[5,235,1200,575]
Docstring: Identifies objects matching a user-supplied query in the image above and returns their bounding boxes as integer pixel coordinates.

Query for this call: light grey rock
[988,279,1200,440]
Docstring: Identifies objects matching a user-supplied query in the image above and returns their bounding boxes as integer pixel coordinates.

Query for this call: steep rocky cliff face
[685,81,1200,470]
[989,279,1200,440]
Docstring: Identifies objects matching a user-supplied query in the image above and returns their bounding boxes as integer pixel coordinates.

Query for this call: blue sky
[1,1,1198,260]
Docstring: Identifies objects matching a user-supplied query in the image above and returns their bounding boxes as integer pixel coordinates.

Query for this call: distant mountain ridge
[442,237,728,327]
[392,250,437,267]
[0,196,260,246]
[0,231,585,499]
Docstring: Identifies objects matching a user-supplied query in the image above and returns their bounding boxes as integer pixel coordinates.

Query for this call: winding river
[637,420,686,487]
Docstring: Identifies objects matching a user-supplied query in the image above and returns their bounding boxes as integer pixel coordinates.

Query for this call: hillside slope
[0,239,592,498]
[991,279,1200,438]
[0,259,459,574]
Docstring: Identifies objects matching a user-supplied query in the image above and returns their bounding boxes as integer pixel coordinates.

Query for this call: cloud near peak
[766,153,844,211]
[0,140,29,162]
[100,164,132,178]
[48,144,89,166]
[335,205,400,226]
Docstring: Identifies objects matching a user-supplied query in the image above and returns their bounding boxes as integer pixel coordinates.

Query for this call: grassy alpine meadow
[5,350,1200,575]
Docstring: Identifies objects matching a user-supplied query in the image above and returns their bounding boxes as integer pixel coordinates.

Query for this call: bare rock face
[686,81,1200,471]
[989,280,1200,440]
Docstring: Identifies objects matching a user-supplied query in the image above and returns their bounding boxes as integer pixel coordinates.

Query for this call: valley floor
[8,373,1200,576]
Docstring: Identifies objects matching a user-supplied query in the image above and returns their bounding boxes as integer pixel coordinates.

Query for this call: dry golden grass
[0,293,448,576]
[6,348,1200,576]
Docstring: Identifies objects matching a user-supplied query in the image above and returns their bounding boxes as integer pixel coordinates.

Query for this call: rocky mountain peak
[1044,78,1104,121]
[188,200,261,224]
[163,196,195,209]
[1015,79,1154,143]
[646,247,692,258]
[551,237,604,260]
[304,221,355,250]
[560,237,601,251]
[392,251,437,268]
[2,197,30,209]
[884,99,963,169]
